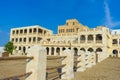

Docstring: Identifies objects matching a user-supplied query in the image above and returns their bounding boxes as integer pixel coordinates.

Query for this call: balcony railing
[80,40,85,43]
[87,40,93,43]
[113,44,118,46]
[96,40,102,43]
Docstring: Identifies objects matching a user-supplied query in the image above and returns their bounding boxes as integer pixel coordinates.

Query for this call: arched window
[96,34,102,40]
[62,47,66,51]
[88,35,93,40]
[96,48,102,52]
[88,48,94,52]
[80,35,85,40]
[112,49,118,57]
[80,48,86,52]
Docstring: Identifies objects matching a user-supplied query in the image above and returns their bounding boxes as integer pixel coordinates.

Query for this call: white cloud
[104,0,120,28]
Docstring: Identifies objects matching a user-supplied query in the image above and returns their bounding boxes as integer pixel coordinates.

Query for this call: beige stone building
[10,19,120,57]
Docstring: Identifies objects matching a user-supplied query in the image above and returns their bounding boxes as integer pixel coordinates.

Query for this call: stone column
[78,35,80,43]
[91,52,96,65]
[118,39,119,46]
[76,50,85,72]
[54,47,57,56]
[85,35,87,44]
[49,47,51,55]
[26,45,46,80]
[93,35,96,44]
[61,49,74,80]
[59,47,62,55]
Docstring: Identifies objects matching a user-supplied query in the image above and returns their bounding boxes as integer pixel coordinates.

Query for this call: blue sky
[0,0,120,46]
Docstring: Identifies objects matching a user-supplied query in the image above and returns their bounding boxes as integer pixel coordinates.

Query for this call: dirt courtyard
[74,58,120,80]
[0,58,120,80]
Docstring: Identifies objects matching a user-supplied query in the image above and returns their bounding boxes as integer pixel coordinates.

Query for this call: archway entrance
[80,48,85,52]
[56,47,60,55]
[74,48,78,56]
[88,48,94,52]
[51,47,54,55]
[23,47,26,55]
[46,47,49,55]
[95,48,102,63]
[113,50,118,57]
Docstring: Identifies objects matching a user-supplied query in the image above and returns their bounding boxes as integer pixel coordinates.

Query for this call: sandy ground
[0,59,26,80]
[74,58,120,80]
[0,57,120,80]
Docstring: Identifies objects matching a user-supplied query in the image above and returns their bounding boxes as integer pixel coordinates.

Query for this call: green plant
[4,41,14,55]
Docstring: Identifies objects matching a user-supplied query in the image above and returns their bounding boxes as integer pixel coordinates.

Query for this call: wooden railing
[46,56,66,80]
[1,72,32,80]
[0,56,33,80]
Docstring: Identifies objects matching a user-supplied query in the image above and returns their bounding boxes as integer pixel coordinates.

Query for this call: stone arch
[73,47,78,56]
[56,47,60,55]
[88,35,93,40]
[96,48,102,52]
[80,35,86,40]
[88,48,94,52]
[112,39,118,44]
[80,48,86,52]
[46,47,49,55]
[113,49,118,57]
[62,47,66,51]
[96,34,102,40]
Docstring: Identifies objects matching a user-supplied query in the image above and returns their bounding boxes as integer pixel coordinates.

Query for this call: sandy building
[10,19,120,57]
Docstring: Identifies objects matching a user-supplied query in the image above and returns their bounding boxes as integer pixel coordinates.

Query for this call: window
[29,29,32,33]
[59,30,61,33]
[29,38,31,42]
[23,38,26,42]
[24,29,27,34]
[73,22,75,25]
[33,37,36,42]
[16,38,18,42]
[66,22,68,25]
[12,38,14,42]
[20,30,23,34]
[16,30,19,34]
[38,37,42,41]
[19,38,22,42]
[12,30,15,34]
[19,46,21,50]
[33,28,36,33]
[38,29,42,33]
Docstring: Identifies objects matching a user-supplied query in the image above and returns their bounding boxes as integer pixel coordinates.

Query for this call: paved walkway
[74,58,120,80]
